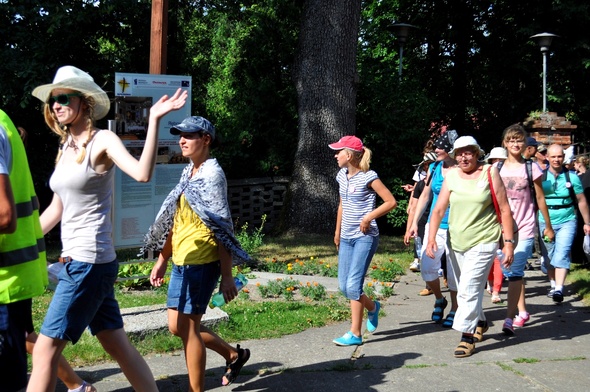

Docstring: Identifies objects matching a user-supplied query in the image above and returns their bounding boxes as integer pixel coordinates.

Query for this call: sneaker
[547,288,555,298]
[513,312,530,328]
[409,259,420,272]
[552,290,564,303]
[333,331,362,346]
[502,318,514,336]
[366,301,380,332]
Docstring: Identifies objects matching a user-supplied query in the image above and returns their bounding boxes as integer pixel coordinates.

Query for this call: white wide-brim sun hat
[485,147,508,163]
[32,65,110,120]
[449,136,486,159]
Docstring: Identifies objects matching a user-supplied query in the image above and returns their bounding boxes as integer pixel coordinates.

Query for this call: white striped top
[336,168,379,239]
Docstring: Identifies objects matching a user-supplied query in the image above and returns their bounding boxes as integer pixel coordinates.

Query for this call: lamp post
[390,23,416,80]
[530,32,559,112]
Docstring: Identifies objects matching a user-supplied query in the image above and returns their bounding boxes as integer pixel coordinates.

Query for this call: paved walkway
[56,267,590,391]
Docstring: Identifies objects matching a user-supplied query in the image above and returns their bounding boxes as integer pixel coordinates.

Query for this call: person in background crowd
[0,110,48,392]
[534,144,549,171]
[328,135,397,346]
[523,136,539,160]
[572,155,590,265]
[27,65,187,392]
[539,144,590,303]
[426,136,514,358]
[496,125,554,336]
[485,147,508,304]
[407,151,437,273]
[405,131,458,328]
[147,116,251,390]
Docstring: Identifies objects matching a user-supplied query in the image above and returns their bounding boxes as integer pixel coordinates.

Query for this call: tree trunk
[286,0,361,234]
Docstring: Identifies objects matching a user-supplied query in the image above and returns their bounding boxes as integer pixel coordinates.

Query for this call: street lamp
[390,23,416,80]
[530,32,559,112]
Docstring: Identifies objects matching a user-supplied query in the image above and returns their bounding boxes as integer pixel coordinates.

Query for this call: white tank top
[49,130,116,264]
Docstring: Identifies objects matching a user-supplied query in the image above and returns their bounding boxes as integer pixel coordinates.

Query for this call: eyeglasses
[506,139,525,145]
[48,93,82,106]
[455,150,476,158]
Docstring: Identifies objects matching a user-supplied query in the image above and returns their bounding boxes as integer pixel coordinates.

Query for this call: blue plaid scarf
[140,158,250,265]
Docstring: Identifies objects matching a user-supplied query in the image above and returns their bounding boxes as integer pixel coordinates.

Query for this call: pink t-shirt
[497,162,542,239]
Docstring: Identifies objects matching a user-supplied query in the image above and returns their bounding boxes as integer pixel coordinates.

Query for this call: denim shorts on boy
[539,220,577,270]
[40,259,123,344]
[337,235,379,300]
[1,299,31,392]
[167,261,221,315]
[502,237,534,279]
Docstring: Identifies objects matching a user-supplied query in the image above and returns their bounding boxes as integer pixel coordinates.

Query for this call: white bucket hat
[485,147,508,163]
[449,136,485,158]
[32,66,110,120]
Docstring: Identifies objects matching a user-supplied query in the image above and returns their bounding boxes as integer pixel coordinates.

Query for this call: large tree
[286,0,362,234]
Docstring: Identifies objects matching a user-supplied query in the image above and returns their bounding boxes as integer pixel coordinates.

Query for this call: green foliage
[369,258,405,282]
[236,214,267,254]
[117,261,157,289]
[363,283,377,300]
[386,177,412,229]
[257,277,299,300]
[299,281,327,301]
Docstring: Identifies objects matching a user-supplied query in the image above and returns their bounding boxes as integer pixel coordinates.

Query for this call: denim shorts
[167,261,221,315]
[40,259,123,344]
[337,235,379,300]
[540,219,577,270]
[502,237,534,279]
[0,299,31,392]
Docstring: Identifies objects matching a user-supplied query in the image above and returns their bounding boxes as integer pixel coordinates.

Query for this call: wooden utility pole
[150,0,168,74]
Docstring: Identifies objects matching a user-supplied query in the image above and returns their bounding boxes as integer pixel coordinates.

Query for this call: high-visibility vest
[0,109,47,304]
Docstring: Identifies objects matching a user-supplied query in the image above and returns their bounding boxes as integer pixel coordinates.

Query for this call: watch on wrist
[504,239,515,244]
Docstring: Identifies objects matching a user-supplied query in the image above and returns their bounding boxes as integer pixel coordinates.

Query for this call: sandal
[221,344,251,386]
[491,295,502,304]
[473,321,489,343]
[454,340,475,358]
[431,297,448,323]
[442,310,456,328]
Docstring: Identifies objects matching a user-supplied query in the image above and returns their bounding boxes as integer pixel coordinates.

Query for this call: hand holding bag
[487,166,519,247]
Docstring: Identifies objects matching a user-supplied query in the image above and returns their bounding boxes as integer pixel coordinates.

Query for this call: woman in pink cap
[328,135,397,346]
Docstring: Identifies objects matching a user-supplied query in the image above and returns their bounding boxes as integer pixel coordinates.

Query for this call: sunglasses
[48,93,82,106]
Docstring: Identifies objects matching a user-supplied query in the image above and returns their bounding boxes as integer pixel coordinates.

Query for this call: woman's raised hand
[149,88,188,120]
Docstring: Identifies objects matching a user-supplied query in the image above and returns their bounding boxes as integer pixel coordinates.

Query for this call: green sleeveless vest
[0,109,47,304]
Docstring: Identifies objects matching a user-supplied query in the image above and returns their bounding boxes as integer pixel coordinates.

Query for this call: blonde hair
[43,94,98,164]
[347,146,372,172]
[575,156,589,168]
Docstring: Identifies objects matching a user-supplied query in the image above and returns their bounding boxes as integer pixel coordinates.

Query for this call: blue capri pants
[337,235,379,300]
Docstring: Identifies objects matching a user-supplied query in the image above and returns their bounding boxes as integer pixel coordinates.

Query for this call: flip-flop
[222,344,251,386]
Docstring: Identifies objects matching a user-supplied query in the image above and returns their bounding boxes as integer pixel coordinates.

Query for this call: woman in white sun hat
[426,135,514,358]
[27,65,187,392]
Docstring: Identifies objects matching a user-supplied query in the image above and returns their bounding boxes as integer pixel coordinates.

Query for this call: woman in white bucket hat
[426,135,514,358]
[27,66,187,392]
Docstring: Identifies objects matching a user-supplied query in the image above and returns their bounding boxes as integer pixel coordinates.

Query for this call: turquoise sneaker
[366,300,381,333]
[332,332,362,346]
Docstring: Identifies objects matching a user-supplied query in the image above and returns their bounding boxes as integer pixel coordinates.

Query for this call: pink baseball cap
[328,135,364,152]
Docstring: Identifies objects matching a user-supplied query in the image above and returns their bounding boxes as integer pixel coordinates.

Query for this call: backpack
[497,159,537,211]
[542,166,578,211]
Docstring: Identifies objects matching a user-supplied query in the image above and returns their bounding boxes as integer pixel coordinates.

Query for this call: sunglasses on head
[48,93,82,106]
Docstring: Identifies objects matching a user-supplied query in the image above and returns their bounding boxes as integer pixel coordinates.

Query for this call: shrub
[299,281,327,301]
[236,214,267,254]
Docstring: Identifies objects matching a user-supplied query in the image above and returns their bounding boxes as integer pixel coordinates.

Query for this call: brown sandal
[473,322,489,343]
[454,341,475,358]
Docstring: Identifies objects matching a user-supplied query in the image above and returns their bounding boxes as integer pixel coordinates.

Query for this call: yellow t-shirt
[172,194,219,265]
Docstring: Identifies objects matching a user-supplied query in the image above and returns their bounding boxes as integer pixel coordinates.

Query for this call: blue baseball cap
[170,116,216,141]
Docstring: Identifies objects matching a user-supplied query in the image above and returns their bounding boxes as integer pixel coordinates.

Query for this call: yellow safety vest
[0,109,47,304]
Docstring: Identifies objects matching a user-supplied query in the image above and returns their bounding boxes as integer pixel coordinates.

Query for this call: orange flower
[243,288,250,293]
[256,282,261,287]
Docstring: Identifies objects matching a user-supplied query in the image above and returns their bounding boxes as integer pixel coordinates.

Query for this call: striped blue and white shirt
[336,168,379,239]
